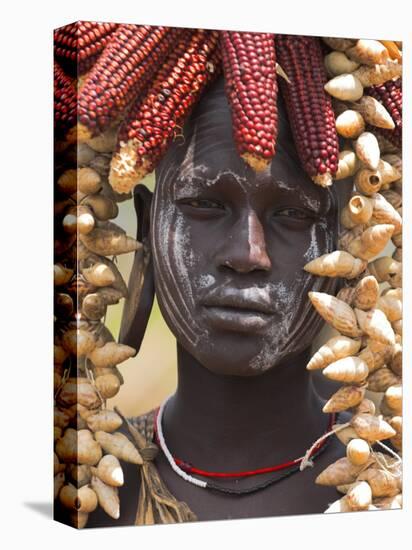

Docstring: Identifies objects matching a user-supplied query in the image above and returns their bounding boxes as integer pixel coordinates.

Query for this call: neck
[161,343,328,471]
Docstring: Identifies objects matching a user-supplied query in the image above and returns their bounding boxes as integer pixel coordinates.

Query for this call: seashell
[323,356,368,384]
[335,110,365,138]
[57,377,101,409]
[54,452,65,476]
[346,481,372,510]
[347,224,394,260]
[96,455,124,487]
[304,251,367,279]
[93,365,124,385]
[87,126,119,153]
[324,73,363,101]
[82,293,107,320]
[346,39,389,66]
[373,494,402,510]
[86,410,123,433]
[341,195,373,229]
[324,496,352,513]
[390,234,403,257]
[377,160,402,186]
[355,307,395,345]
[77,142,96,166]
[59,483,98,513]
[94,431,143,465]
[368,257,401,284]
[336,287,356,305]
[353,96,395,129]
[336,483,354,495]
[351,413,396,442]
[323,385,366,413]
[357,467,400,497]
[66,464,92,488]
[383,384,402,414]
[61,328,97,356]
[307,335,361,371]
[366,367,400,393]
[379,40,402,60]
[325,51,360,76]
[353,398,376,416]
[381,154,402,178]
[95,374,121,399]
[335,150,360,180]
[54,408,71,429]
[78,167,102,194]
[392,319,402,336]
[370,193,402,235]
[354,132,380,171]
[316,457,370,486]
[352,275,379,310]
[54,472,65,500]
[54,344,68,365]
[388,343,402,376]
[346,438,371,466]
[54,264,74,286]
[353,60,402,87]
[354,167,382,195]
[56,428,103,466]
[376,295,402,322]
[356,347,375,373]
[333,424,359,446]
[388,416,402,451]
[322,37,356,51]
[87,342,136,368]
[380,189,402,209]
[308,292,360,337]
[90,472,120,519]
[82,263,115,287]
[368,342,395,371]
[57,168,77,195]
[339,225,364,252]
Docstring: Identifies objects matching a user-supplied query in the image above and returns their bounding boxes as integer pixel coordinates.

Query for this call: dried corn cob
[275,35,339,186]
[220,31,278,172]
[109,29,221,194]
[365,79,402,148]
[54,21,118,76]
[54,62,77,138]
[73,25,181,142]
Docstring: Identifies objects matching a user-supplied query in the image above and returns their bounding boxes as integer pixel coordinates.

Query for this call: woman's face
[150,77,351,376]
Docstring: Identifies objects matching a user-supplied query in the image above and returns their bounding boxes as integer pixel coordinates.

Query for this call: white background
[0,0,410,548]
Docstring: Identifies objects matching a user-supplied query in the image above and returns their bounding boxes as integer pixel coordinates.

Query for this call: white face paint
[150,82,341,377]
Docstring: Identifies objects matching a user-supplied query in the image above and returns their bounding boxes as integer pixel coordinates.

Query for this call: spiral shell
[308,292,360,337]
[307,335,361,370]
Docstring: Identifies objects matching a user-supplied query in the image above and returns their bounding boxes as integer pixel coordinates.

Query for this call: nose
[215,210,272,273]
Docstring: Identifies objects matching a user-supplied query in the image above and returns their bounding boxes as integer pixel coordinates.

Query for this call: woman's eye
[180,198,224,210]
[274,208,313,220]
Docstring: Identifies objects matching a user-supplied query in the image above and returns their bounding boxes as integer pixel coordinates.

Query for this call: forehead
[154,75,343,208]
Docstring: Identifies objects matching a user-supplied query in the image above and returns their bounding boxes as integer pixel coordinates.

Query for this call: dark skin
[79,76,353,528]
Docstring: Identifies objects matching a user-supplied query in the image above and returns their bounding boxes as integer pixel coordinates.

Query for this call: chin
[189,335,294,377]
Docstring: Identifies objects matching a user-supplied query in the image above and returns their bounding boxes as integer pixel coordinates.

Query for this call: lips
[200,286,275,332]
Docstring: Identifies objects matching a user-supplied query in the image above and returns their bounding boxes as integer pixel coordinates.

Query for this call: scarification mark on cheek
[151,171,200,347]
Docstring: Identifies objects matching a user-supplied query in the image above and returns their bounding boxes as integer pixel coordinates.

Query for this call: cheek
[151,195,202,348]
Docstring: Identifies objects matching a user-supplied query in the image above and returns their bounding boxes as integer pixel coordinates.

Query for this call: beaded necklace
[154,396,338,495]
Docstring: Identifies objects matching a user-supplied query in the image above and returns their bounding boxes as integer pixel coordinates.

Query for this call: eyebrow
[173,171,330,213]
